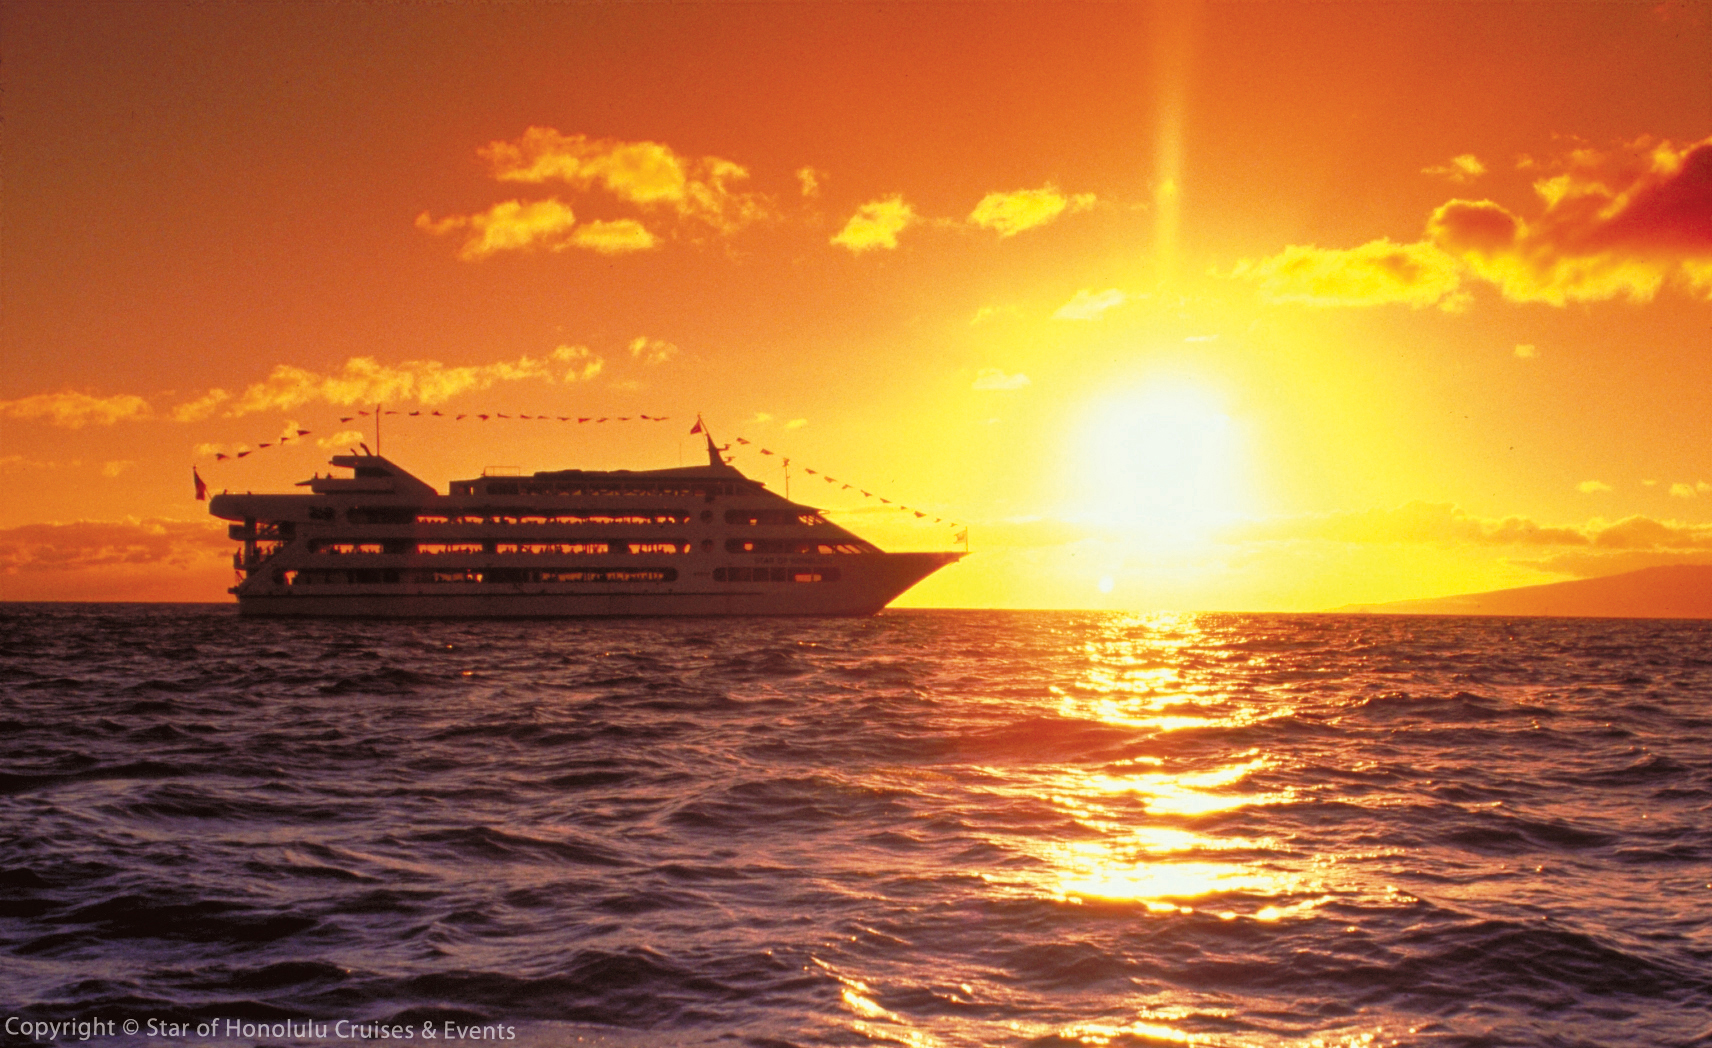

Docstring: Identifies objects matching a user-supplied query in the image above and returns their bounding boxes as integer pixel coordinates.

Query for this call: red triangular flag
[193,468,207,501]
[689,419,704,434]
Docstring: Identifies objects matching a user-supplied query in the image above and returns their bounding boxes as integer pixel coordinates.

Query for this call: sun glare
[1076,385,1245,543]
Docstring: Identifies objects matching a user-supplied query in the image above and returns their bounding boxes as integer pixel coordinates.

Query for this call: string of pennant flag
[192,409,963,534]
[336,409,674,424]
[717,433,964,533]
[196,412,675,462]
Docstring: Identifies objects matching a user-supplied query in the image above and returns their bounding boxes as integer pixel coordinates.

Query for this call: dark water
[2,605,1710,1048]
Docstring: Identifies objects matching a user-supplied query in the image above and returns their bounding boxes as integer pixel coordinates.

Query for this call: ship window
[427,569,481,583]
[533,568,678,583]
[313,542,385,555]
[701,539,713,553]
[627,542,687,555]
[418,542,486,555]
[417,515,450,525]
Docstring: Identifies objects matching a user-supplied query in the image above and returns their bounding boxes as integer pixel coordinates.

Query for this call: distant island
[1334,564,1712,619]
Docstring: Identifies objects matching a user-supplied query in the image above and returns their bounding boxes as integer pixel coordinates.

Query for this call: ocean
[1,605,1708,1047]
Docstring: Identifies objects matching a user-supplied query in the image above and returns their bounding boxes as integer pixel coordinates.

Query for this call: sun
[1075,384,1247,544]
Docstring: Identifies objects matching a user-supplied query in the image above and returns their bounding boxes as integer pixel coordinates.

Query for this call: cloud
[1670,482,1697,498]
[1234,135,1712,308]
[478,128,766,234]
[831,195,917,252]
[170,388,231,422]
[785,418,808,430]
[1228,239,1465,309]
[1053,288,1130,320]
[416,199,582,260]
[797,167,824,198]
[1422,154,1487,183]
[968,184,1095,238]
[0,391,152,428]
[552,344,605,381]
[626,337,677,366]
[0,456,76,473]
[1578,480,1613,493]
[100,461,134,478]
[0,518,229,576]
[570,219,658,254]
[972,368,1031,391]
[317,429,367,450]
[1222,501,1712,551]
[222,353,565,415]
[1514,343,1537,358]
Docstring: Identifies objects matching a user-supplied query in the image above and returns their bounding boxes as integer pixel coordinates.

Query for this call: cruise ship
[208,435,964,617]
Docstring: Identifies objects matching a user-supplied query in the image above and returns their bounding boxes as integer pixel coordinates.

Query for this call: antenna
[375,403,382,457]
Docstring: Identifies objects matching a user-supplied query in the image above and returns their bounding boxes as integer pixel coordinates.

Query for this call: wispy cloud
[1228,239,1465,310]
[1223,501,1712,551]
[169,388,231,423]
[1422,154,1486,184]
[972,368,1031,391]
[0,392,152,428]
[1053,288,1129,320]
[831,195,917,252]
[316,429,366,450]
[416,199,582,260]
[216,352,568,416]
[1578,480,1613,493]
[570,219,658,255]
[968,184,1096,238]
[552,345,605,382]
[627,337,678,366]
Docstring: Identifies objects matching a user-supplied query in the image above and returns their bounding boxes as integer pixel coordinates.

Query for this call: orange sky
[3,1,1709,609]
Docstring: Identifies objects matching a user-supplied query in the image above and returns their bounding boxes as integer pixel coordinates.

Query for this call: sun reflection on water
[1027,615,1311,915]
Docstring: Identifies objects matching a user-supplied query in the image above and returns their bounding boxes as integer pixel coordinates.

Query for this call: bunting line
[195,411,675,464]
[716,429,964,533]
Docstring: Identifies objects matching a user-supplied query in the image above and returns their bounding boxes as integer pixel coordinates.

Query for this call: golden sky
[3,1,1709,608]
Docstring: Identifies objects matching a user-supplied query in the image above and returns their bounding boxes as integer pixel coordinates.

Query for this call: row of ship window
[281,566,843,586]
[305,540,870,555]
[302,508,827,527]
[455,481,762,498]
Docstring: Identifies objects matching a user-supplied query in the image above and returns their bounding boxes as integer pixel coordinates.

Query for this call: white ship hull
[228,554,955,618]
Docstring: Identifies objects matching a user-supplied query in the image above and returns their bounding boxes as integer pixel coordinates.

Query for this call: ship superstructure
[208,436,962,617]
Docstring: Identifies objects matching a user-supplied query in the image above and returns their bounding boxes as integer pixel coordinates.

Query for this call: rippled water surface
[2,605,1710,1047]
